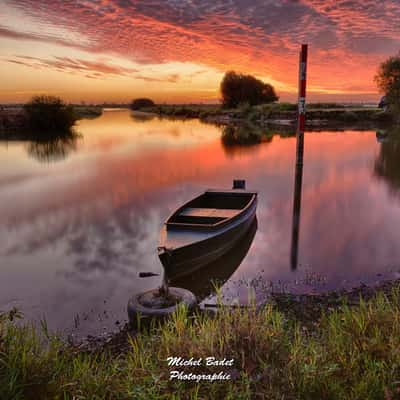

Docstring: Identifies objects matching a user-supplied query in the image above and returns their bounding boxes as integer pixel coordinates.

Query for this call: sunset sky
[1,0,399,104]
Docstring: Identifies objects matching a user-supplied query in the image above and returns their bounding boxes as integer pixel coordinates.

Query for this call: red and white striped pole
[296,44,307,165]
[291,44,308,270]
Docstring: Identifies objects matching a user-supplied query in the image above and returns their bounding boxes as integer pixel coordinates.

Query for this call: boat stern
[157,246,172,269]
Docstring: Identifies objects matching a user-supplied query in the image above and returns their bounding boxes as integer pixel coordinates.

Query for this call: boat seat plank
[179,207,239,219]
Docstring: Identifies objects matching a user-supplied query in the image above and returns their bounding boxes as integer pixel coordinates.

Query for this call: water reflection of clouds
[0,138,270,229]
[0,191,172,337]
[64,204,161,281]
[2,111,400,334]
[77,110,220,153]
[217,131,400,299]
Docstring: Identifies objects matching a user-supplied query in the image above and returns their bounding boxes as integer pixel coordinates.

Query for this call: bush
[130,98,155,110]
[220,71,278,108]
[375,54,400,116]
[23,95,76,133]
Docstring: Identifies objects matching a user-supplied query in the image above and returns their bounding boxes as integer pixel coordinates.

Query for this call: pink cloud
[3,55,180,82]
[1,0,400,98]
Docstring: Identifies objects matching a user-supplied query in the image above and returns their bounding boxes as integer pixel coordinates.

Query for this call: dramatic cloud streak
[1,0,399,102]
[3,55,179,82]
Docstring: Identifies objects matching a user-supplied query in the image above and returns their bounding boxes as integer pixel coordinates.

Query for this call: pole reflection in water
[290,158,304,270]
[291,43,307,271]
[167,218,257,301]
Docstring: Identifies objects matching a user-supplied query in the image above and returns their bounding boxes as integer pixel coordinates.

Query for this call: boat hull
[159,196,257,279]
[168,218,258,299]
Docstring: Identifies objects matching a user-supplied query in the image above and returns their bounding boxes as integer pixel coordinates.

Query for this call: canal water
[1,109,399,338]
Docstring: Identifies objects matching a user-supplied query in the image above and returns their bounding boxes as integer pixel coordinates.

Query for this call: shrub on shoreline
[23,95,77,133]
[130,98,155,110]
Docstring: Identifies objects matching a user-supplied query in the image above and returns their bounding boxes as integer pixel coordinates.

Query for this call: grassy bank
[141,103,393,127]
[2,284,400,399]
[73,105,103,119]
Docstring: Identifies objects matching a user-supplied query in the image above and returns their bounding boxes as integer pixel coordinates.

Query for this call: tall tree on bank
[375,54,400,117]
[220,71,278,108]
[130,98,155,110]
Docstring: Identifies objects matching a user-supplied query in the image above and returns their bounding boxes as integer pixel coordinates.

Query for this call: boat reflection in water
[166,218,257,301]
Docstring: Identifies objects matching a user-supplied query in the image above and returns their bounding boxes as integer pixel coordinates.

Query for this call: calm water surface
[1,109,400,338]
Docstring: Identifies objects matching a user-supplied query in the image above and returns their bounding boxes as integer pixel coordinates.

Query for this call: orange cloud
[1,0,400,101]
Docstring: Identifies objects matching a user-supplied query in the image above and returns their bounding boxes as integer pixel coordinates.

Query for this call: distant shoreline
[134,102,394,129]
[0,102,395,140]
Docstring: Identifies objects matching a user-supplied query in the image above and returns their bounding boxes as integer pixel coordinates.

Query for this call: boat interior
[167,191,255,228]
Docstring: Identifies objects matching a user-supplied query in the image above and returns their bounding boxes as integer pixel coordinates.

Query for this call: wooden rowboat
[158,181,257,279]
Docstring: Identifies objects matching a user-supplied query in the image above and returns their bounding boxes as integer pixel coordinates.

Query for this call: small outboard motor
[233,179,246,189]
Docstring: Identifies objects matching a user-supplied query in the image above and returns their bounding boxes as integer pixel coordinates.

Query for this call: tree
[23,95,76,133]
[130,98,155,110]
[375,54,400,115]
[220,71,278,108]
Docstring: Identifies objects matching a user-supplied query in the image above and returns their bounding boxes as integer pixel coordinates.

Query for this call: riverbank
[1,279,400,399]
[142,103,393,129]
[0,105,102,138]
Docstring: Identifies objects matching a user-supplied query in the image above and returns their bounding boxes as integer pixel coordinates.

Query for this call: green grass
[141,103,392,126]
[1,289,400,399]
[141,104,223,119]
